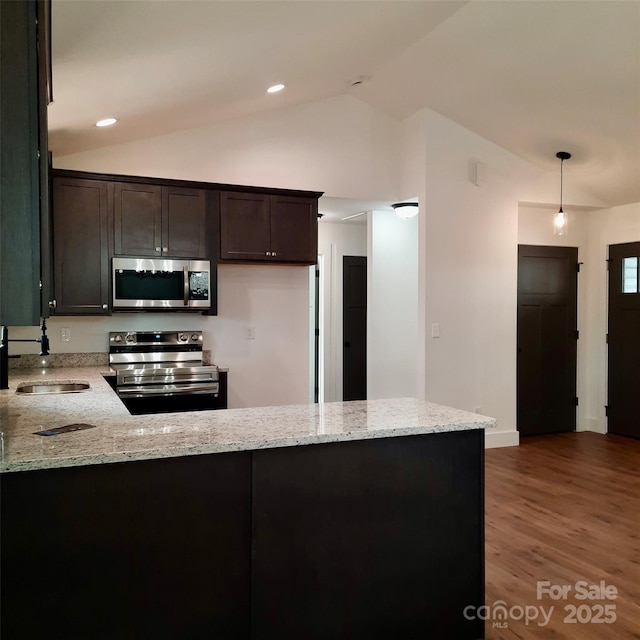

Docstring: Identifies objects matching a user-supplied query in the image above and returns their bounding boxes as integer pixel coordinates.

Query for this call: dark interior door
[517,245,578,436]
[343,256,367,401]
[608,241,640,439]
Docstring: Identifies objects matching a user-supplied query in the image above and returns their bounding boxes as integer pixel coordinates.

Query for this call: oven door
[112,258,210,309]
[109,364,225,414]
[116,386,225,415]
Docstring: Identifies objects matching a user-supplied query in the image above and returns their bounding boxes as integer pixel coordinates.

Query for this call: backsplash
[8,351,213,369]
[8,352,108,369]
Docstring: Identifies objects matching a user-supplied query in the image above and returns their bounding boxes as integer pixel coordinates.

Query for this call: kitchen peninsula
[1,366,493,640]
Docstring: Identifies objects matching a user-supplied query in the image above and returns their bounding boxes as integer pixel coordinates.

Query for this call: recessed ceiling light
[267,84,285,94]
[96,118,117,127]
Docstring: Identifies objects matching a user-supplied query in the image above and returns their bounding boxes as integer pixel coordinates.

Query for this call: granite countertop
[0,366,495,474]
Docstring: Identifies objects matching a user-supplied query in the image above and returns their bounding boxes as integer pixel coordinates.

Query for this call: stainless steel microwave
[112,258,211,310]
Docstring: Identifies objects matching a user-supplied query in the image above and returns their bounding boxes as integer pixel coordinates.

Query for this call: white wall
[11,264,310,409]
[416,109,548,447]
[54,94,401,200]
[367,210,418,399]
[317,221,367,402]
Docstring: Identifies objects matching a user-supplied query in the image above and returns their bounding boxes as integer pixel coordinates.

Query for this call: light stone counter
[0,366,495,473]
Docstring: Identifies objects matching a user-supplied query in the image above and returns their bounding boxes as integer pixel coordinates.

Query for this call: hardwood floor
[484,432,640,639]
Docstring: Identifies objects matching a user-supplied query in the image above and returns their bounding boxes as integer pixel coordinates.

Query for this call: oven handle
[183,265,189,306]
[118,383,219,397]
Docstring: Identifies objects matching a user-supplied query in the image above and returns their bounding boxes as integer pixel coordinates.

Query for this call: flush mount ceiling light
[95,118,117,127]
[553,151,571,236]
[391,202,419,220]
[266,84,285,94]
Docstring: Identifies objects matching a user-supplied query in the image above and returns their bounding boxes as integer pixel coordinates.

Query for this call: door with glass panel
[608,242,640,439]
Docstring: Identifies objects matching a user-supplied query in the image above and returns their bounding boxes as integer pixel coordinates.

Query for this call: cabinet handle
[266,251,271,256]
[163,247,168,252]
[102,304,108,310]
[49,299,56,309]
[272,251,277,257]
[155,247,161,253]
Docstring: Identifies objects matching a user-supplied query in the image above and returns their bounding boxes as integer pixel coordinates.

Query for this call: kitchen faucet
[0,319,50,390]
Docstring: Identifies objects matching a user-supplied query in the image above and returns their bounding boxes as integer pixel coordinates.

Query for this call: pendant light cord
[559,158,564,213]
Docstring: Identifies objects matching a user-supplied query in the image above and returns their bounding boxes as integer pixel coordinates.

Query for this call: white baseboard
[485,430,519,449]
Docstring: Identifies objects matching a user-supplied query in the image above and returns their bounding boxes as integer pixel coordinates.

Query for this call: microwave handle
[183,265,189,306]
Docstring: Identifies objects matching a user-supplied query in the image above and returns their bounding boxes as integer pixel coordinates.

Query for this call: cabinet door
[0,0,42,325]
[270,195,318,264]
[113,182,162,256]
[52,178,110,315]
[162,186,208,258]
[220,191,270,261]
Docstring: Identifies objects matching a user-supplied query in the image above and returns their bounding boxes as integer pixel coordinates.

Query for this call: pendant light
[391,202,419,220]
[553,151,571,236]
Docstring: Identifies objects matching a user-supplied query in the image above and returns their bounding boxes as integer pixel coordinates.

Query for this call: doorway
[607,241,640,439]
[343,255,367,401]
[517,245,578,435]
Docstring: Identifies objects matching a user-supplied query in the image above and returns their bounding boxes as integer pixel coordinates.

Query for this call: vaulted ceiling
[49,0,640,208]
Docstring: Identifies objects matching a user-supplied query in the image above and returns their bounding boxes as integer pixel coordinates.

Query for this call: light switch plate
[431,323,440,338]
[61,327,71,342]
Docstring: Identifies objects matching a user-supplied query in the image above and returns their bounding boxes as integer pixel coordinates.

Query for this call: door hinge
[577,262,583,272]
[314,328,320,337]
[605,405,609,417]
[575,330,579,340]
[575,397,579,406]
[606,258,612,270]
[606,333,609,344]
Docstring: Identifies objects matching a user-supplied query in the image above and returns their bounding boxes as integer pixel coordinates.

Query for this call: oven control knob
[125,333,136,344]
[113,334,123,343]
[191,334,199,342]
[178,333,188,342]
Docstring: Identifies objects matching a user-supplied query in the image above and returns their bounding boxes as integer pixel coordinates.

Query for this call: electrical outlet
[61,327,71,342]
[247,325,255,340]
[431,323,440,338]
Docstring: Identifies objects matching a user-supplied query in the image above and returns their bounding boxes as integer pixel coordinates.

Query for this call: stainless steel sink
[16,382,90,395]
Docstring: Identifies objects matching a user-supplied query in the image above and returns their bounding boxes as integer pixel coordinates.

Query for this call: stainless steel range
[107,330,225,414]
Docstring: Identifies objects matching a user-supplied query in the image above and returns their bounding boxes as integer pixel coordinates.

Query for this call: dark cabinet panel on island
[114,183,208,259]
[1,452,252,640]
[1,429,484,640]
[51,177,110,315]
[252,430,484,640]
[220,191,318,265]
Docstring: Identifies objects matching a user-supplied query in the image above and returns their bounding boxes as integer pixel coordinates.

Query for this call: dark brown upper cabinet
[270,195,318,264]
[114,183,208,259]
[220,191,318,265]
[0,0,49,325]
[51,176,110,315]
